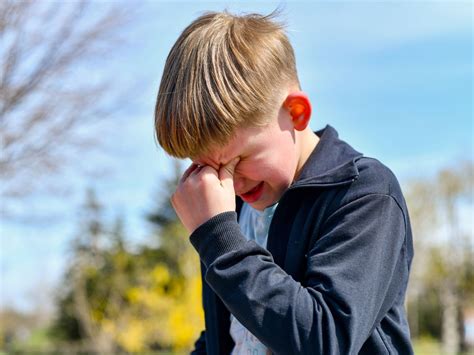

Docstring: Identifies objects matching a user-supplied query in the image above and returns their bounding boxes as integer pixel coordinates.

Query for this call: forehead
[195,125,259,166]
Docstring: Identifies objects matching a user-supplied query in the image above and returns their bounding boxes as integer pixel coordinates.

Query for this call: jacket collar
[291,125,363,188]
[236,125,364,213]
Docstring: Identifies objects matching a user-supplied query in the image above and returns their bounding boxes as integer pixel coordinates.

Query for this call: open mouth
[241,182,264,203]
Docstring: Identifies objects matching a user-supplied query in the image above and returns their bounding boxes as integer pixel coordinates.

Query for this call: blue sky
[1,0,472,312]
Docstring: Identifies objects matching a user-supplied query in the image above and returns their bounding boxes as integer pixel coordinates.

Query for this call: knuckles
[181,169,216,189]
[173,166,226,206]
[200,172,216,184]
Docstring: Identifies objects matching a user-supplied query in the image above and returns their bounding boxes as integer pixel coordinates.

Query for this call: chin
[246,200,264,211]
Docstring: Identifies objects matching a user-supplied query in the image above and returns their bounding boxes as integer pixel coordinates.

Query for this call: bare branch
[0,1,138,215]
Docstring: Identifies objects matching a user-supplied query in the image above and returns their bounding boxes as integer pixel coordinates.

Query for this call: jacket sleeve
[189,193,408,355]
[190,330,206,355]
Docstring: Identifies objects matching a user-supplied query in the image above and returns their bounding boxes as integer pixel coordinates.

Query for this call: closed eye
[234,156,248,173]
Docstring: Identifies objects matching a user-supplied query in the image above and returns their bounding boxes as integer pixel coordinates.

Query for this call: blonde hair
[154,10,299,159]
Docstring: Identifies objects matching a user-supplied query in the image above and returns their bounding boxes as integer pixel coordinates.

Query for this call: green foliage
[408,258,443,339]
[413,336,443,355]
[50,161,204,352]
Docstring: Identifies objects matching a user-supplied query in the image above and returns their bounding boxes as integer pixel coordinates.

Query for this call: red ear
[284,92,312,131]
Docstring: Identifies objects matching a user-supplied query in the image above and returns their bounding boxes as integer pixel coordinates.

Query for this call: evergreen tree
[51,163,205,352]
[51,188,118,353]
[143,159,204,350]
[146,160,192,277]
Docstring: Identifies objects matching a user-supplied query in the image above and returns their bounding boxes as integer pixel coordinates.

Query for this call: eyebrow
[196,151,241,169]
[194,136,249,168]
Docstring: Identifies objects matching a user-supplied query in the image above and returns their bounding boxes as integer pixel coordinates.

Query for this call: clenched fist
[171,157,240,234]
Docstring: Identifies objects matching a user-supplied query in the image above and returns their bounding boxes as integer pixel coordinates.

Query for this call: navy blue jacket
[189,125,414,354]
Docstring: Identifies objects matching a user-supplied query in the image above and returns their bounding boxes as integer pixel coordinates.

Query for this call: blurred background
[0,0,472,354]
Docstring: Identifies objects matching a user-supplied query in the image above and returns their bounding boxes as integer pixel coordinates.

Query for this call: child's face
[193,106,301,211]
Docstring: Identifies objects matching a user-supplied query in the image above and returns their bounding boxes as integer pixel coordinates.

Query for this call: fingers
[180,163,202,183]
[171,159,238,234]
[181,162,213,184]
[181,158,238,187]
[219,157,240,188]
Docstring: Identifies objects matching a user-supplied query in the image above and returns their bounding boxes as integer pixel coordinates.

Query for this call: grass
[413,336,443,355]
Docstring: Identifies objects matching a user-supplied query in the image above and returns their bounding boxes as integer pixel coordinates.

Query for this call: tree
[51,163,204,352]
[436,162,473,354]
[0,0,134,215]
[52,188,119,353]
[146,160,196,277]
[405,177,439,338]
[405,161,474,353]
[142,159,205,351]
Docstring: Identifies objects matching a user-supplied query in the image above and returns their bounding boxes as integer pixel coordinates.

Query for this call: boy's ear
[283,92,312,131]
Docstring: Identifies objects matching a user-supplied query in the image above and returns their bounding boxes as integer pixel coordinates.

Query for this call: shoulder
[355,157,401,194]
[343,156,407,212]
[310,157,410,237]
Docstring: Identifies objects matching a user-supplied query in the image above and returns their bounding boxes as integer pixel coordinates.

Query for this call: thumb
[219,157,240,187]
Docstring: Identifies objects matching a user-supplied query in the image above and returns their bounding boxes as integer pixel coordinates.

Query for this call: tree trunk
[441,284,460,355]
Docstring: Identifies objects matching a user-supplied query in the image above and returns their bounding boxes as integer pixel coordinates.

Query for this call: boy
[155,11,414,355]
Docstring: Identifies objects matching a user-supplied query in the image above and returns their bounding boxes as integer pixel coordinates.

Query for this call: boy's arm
[190,193,409,354]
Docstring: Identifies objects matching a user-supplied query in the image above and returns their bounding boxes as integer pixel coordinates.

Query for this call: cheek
[234,165,258,183]
[235,142,297,186]
[261,152,298,186]
[237,160,290,186]
[232,176,243,192]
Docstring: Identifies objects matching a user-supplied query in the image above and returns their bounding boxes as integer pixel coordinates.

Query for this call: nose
[233,173,246,194]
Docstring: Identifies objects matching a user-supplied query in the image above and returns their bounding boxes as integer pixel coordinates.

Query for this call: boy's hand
[171,157,240,234]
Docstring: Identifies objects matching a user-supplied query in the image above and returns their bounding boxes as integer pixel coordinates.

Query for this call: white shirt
[230,202,278,355]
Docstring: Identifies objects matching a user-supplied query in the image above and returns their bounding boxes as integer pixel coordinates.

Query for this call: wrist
[190,211,247,267]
